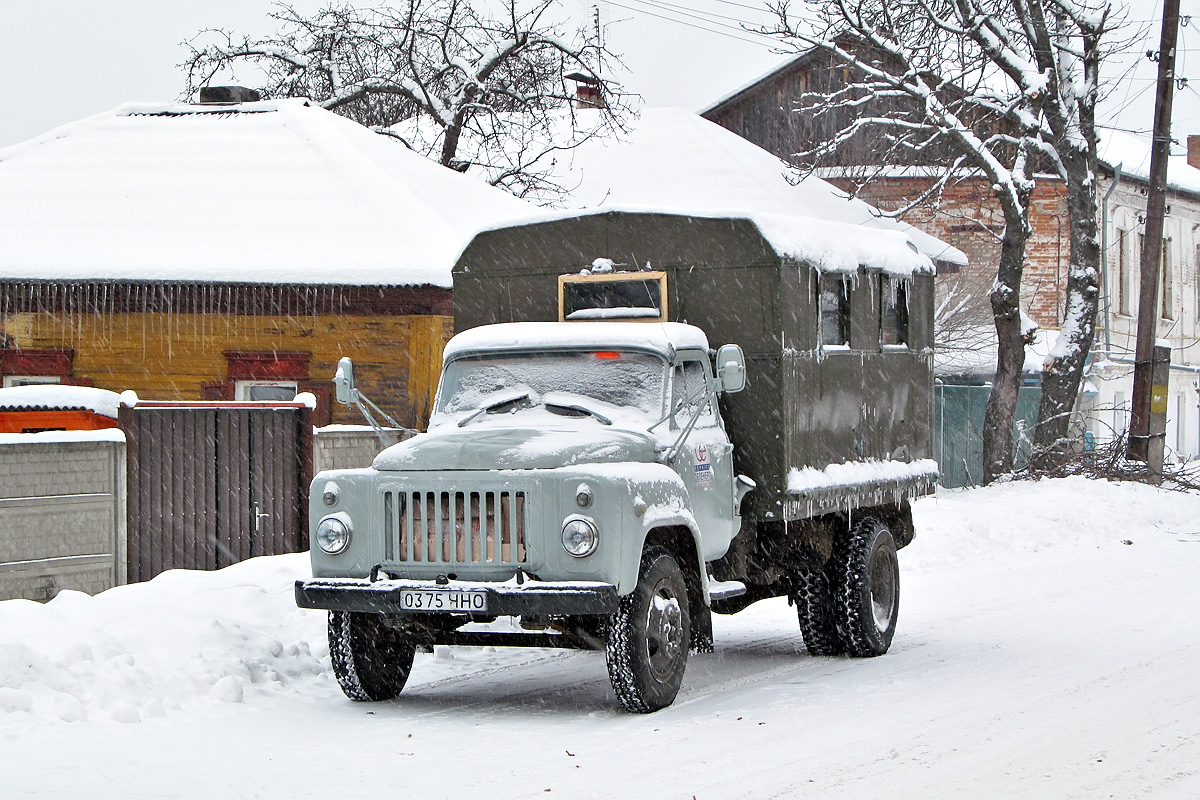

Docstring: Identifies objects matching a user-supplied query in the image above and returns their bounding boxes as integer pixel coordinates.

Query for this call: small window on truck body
[819,273,850,347]
[880,276,909,346]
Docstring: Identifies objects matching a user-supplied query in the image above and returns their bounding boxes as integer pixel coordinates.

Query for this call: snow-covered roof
[0,385,127,418]
[1099,129,1200,197]
[546,107,966,268]
[0,99,531,288]
[444,322,709,359]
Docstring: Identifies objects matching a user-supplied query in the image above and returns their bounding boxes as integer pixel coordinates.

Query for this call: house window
[880,277,908,346]
[235,381,299,402]
[3,375,62,388]
[820,273,850,347]
[1117,229,1130,315]
[1195,245,1200,320]
[1161,238,1173,320]
[0,348,74,386]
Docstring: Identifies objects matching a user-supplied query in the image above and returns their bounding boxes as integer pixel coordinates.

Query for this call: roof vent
[198,86,262,105]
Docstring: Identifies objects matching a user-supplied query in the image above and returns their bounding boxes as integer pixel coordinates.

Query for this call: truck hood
[372,424,659,471]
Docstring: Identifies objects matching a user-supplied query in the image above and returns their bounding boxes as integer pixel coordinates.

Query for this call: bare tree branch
[180,0,633,199]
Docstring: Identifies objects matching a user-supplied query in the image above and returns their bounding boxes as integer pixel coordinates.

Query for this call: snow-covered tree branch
[760,0,1119,480]
[181,0,632,198]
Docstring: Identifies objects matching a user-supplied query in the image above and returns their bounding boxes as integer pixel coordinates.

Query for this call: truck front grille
[383,490,527,565]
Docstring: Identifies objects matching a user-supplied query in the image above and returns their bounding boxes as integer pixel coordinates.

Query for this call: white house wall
[1086,176,1200,460]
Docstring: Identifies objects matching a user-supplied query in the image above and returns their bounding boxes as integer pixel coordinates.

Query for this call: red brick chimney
[565,72,605,109]
[1188,135,1200,170]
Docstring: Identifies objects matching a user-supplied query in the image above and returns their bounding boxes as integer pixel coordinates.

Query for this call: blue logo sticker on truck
[694,443,713,486]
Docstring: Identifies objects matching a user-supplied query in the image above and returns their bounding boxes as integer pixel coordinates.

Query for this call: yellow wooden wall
[7,311,453,428]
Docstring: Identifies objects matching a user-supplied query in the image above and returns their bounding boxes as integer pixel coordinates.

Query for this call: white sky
[0,0,1195,155]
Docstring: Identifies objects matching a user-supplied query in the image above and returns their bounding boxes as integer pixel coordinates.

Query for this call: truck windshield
[434,351,668,426]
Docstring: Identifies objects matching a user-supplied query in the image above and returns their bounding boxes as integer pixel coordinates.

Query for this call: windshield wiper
[545,401,612,425]
[457,392,531,427]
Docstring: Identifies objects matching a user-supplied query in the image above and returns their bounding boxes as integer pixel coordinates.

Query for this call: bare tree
[763,1,1043,483]
[182,0,631,198]
[762,0,1116,480]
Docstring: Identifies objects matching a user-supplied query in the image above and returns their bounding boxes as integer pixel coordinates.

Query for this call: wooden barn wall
[0,284,453,429]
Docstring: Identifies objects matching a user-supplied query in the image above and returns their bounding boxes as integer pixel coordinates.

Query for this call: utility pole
[1128,0,1180,467]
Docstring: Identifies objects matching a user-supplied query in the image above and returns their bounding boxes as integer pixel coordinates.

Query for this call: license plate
[398,589,488,613]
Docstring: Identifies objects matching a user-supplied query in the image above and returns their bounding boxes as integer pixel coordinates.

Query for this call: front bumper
[295,576,619,616]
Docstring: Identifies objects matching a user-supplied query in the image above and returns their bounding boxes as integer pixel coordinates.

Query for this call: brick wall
[829,175,1070,330]
[0,432,127,601]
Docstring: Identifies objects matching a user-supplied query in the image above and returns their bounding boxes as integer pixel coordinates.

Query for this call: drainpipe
[1100,164,1123,357]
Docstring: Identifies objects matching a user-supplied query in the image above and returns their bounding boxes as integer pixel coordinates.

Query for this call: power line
[599,0,780,47]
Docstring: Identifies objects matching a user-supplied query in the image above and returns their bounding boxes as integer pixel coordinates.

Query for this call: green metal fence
[935,384,1042,488]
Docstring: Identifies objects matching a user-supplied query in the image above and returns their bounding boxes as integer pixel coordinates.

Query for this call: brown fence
[119,402,312,583]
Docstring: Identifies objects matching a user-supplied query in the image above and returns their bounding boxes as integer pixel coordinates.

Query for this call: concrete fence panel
[313,426,411,474]
[0,431,127,601]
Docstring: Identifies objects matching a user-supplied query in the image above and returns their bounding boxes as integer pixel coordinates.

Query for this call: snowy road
[3,477,1200,798]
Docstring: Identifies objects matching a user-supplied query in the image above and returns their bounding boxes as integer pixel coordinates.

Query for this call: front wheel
[328,610,416,701]
[606,547,691,713]
[834,518,900,657]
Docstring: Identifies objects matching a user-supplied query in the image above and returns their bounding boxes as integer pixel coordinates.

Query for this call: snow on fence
[0,431,127,602]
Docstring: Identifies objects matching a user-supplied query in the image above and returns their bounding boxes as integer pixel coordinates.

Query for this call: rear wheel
[328,610,416,701]
[834,518,900,657]
[794,563,845,656]
[606,547,691,713]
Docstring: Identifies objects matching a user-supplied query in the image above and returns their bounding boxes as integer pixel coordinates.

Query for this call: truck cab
[299,314,751,712]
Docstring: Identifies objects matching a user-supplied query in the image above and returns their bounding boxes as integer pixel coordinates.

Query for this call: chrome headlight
[315,513,352,555]
[561,515,599,558]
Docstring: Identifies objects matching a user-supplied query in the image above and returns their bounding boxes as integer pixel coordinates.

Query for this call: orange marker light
[593,351,622,360]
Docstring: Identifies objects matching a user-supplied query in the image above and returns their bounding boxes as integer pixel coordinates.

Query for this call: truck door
[671,355,738,560]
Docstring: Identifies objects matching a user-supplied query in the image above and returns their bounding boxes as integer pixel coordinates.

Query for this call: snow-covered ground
[3,476,1199,798]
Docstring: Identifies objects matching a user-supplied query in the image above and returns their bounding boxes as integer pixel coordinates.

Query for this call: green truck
[297,210,939,712]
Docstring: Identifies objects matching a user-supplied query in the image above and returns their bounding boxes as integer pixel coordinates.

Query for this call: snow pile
[0,554,326,728]
[0,385,126,418]
[907,475,1200,572]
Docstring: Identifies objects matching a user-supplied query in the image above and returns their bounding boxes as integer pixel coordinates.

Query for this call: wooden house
[0,96,530,428]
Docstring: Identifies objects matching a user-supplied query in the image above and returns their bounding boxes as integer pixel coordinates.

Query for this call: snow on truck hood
[373,424,658,471]
[443,321,710,359]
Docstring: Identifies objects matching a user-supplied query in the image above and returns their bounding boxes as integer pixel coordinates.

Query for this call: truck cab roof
[443,322,710,360]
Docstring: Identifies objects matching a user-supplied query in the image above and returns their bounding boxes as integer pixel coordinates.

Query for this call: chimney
[565,72,605,109]
[1188,135,1200,170]
[198,86,262,105]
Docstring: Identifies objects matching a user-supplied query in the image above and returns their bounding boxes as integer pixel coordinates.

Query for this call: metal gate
[935,384,1041,488]
[119,402,312,583]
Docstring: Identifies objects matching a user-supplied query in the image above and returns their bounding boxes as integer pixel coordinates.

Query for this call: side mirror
[334,357,357,406]
[714,344,746,394]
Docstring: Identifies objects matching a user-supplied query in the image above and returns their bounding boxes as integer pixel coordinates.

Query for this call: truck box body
[453,211,937,523]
